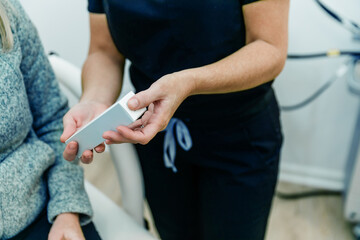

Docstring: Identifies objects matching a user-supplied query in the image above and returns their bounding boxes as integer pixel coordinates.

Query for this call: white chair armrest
[85,181,155,240]
[109,144,145,225]
[49,54,82,99]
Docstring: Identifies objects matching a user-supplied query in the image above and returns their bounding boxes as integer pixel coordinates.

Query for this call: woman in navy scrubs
[61,0,289,239]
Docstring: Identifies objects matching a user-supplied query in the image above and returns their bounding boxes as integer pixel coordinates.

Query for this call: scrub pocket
[243,99,283,166]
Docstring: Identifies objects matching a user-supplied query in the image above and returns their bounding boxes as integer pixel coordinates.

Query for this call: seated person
[0,0,101,239]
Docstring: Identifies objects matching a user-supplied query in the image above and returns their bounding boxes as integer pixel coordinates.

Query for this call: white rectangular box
[66,92,146,158]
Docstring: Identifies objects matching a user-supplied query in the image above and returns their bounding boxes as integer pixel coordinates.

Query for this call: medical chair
[49,55,156,240]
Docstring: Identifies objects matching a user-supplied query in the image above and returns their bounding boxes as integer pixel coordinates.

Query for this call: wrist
[80,86,120,107]
[56,212,80,222]
[178,65,216,96]
[79,94,113,107]
[176,68,199,97]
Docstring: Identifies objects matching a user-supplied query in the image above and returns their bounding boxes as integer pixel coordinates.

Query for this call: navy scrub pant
[8,208,101,240]
[136,96,283,240]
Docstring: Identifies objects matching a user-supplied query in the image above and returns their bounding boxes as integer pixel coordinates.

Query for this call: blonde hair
[0,0,13,51]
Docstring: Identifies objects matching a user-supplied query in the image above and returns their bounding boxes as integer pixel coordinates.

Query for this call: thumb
[127,88,160,110]
[60,115,77,143]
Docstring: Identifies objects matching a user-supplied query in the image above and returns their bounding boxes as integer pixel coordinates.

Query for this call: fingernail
[69,144,75,150]
[128,98,139,109]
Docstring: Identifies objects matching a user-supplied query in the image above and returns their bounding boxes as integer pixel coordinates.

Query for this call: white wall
[274,0,360,190]
[19,0,134,96]
[20,0,360,190]
[19,0,90,67]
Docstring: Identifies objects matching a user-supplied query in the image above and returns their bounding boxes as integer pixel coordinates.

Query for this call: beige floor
[82,151,355,240]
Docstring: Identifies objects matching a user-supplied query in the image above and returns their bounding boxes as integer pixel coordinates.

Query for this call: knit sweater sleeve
[14,3,93,225]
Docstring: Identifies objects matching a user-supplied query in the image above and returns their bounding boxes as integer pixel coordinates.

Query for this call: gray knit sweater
[0,0,92,239]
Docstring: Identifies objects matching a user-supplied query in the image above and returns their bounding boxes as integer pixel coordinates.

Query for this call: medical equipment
[282,0,360,111]
[280,57,357,111]
[280,0,360,237]
[281,0,359,111]
[344,58,360,239]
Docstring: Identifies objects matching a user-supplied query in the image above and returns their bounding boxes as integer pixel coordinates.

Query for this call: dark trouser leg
[137,96,282,240]
[194,98,282,240]
[197,155,280,240]
[136,134,200,240]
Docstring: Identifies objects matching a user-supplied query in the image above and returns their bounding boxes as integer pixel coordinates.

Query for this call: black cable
[276,190,341,200]
[314,0,360,36]
[280,60,352,111]
[315,0,342,23]
[280,75,336,111]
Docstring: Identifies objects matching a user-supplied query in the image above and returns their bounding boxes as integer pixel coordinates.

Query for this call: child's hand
[48,213,85,240]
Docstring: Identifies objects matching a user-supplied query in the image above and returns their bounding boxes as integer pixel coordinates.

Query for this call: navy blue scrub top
[88,0,274,125]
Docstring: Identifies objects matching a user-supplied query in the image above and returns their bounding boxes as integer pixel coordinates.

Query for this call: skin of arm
[49,213,85,240]
[186,0,289,94]
[61,14,125,163]
[81,14,124,105]
[101,0,289,146]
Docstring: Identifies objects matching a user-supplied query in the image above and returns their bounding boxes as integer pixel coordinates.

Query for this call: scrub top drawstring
[163,118,192,172]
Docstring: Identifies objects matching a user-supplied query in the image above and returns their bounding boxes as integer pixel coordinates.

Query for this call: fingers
[105,100,167,145]
[80,150,94,164]
[63,141,96,164]
[60,114,77,143]
[122,123,159,145]
[127,103,154,129]
[115,122,160,145]
[63,141,78,161]
[103,130,129,144]
[140,103,154,125]
[127,87,161,111]
[127,119,143,130]
[61,114,84,162]
[94,143,105,153]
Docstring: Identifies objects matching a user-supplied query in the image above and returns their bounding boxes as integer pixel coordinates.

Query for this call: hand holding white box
[65,91,146,158]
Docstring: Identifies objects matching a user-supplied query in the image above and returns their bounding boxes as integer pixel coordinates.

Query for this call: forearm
[183,39,287,96]
[179,0,289,96]
[81,51,125,106]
